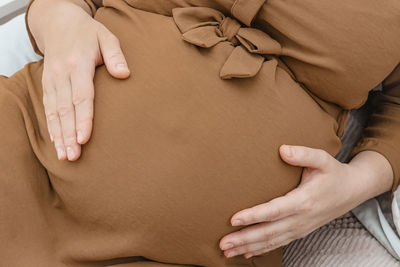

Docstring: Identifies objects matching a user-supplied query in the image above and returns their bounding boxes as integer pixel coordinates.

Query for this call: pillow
[0,13,42,77]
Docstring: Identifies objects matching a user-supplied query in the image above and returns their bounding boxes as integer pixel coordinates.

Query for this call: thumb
[98,25,130,79]
[279,145,333,170]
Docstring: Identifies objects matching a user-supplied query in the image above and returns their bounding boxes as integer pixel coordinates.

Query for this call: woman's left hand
[219,145,392,259]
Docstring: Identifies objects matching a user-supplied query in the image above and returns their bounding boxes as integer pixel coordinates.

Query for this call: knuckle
[46,110,59,121]
[265,241,278,250]
[76,117,93,128]
[108,51,123,62]
[97,23,109,34]
[234,236,246,247]
[293,146,305,158]
[57,105,74,117]
[242,244,252,253]
[72,95,92,106]
[107,32,120,45]
[86,53,98,64]
[246,212,258,224]
[49,64,65,77]
[63,135,76,145]
[65,56,79,69]
[296,193,313,213]
[101,27,120,45]
[262,229,276,240]
[234,245,248,254]
[321,151,331,164]
[316,149,333,168]
[268,206,281,220]
[54,140,64,148]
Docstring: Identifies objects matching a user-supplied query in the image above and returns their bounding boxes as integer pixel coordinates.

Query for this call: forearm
[348,150,394,201]
[349,65,400,197]
[27,0,92,53]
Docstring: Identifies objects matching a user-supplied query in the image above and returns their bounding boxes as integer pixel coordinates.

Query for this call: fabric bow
[172,7,282,79]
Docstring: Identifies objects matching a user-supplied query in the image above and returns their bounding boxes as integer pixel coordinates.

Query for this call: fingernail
[50,134,54,142]
[57,147,65,160]
[116,63,128,71]
[244,253,253,259]
[77,131,84,144]
[283,145,293,157]
[232,219,243,226]
[67,146,75,160]
[221,243,234,250]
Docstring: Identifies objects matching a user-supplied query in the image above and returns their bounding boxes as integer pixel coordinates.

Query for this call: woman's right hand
[28,0,130,161]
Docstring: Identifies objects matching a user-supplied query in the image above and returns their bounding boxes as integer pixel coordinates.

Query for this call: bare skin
[28,0,130,161]
[27,0,395,260]
[219,147,394,258]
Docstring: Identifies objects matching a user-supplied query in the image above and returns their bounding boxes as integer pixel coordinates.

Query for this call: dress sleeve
[349,63,400,197]
[84,0,102,13]
[25,0,101,56]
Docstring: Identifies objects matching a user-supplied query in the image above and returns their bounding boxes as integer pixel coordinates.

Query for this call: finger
[42,92,53,143]
[243,235,293,259]
[42,78,67,160]
[97,25,130,79]
[228,193,300,227]
[71,63,95,145]
[220,218,293,250]
[279,144,334,170]
[224,231,293,258]
[55,76,81,161]
[46,117,53,142]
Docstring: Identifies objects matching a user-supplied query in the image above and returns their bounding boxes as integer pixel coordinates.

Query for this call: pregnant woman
[1,0,399,266]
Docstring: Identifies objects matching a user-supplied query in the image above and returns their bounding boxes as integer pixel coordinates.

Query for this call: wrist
[27,0,92,53]
[347,150,394,200]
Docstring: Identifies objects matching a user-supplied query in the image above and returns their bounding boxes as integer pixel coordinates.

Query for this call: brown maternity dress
[1,0,400,266]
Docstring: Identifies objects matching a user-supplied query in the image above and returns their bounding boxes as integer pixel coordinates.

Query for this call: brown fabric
[84,0,98,15]
[172,7,282,79]
[230,0,265,27]
[2,0,398,266]
[104,0,400,193]
[84,0,400,192]
[349,65,400,196]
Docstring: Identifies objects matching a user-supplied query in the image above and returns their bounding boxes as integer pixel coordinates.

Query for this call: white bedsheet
[0,12,42,77]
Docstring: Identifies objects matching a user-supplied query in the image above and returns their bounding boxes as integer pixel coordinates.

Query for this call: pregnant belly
[41,5,342,267]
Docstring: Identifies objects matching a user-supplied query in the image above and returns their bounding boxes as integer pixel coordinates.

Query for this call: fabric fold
[172,6,282,79]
